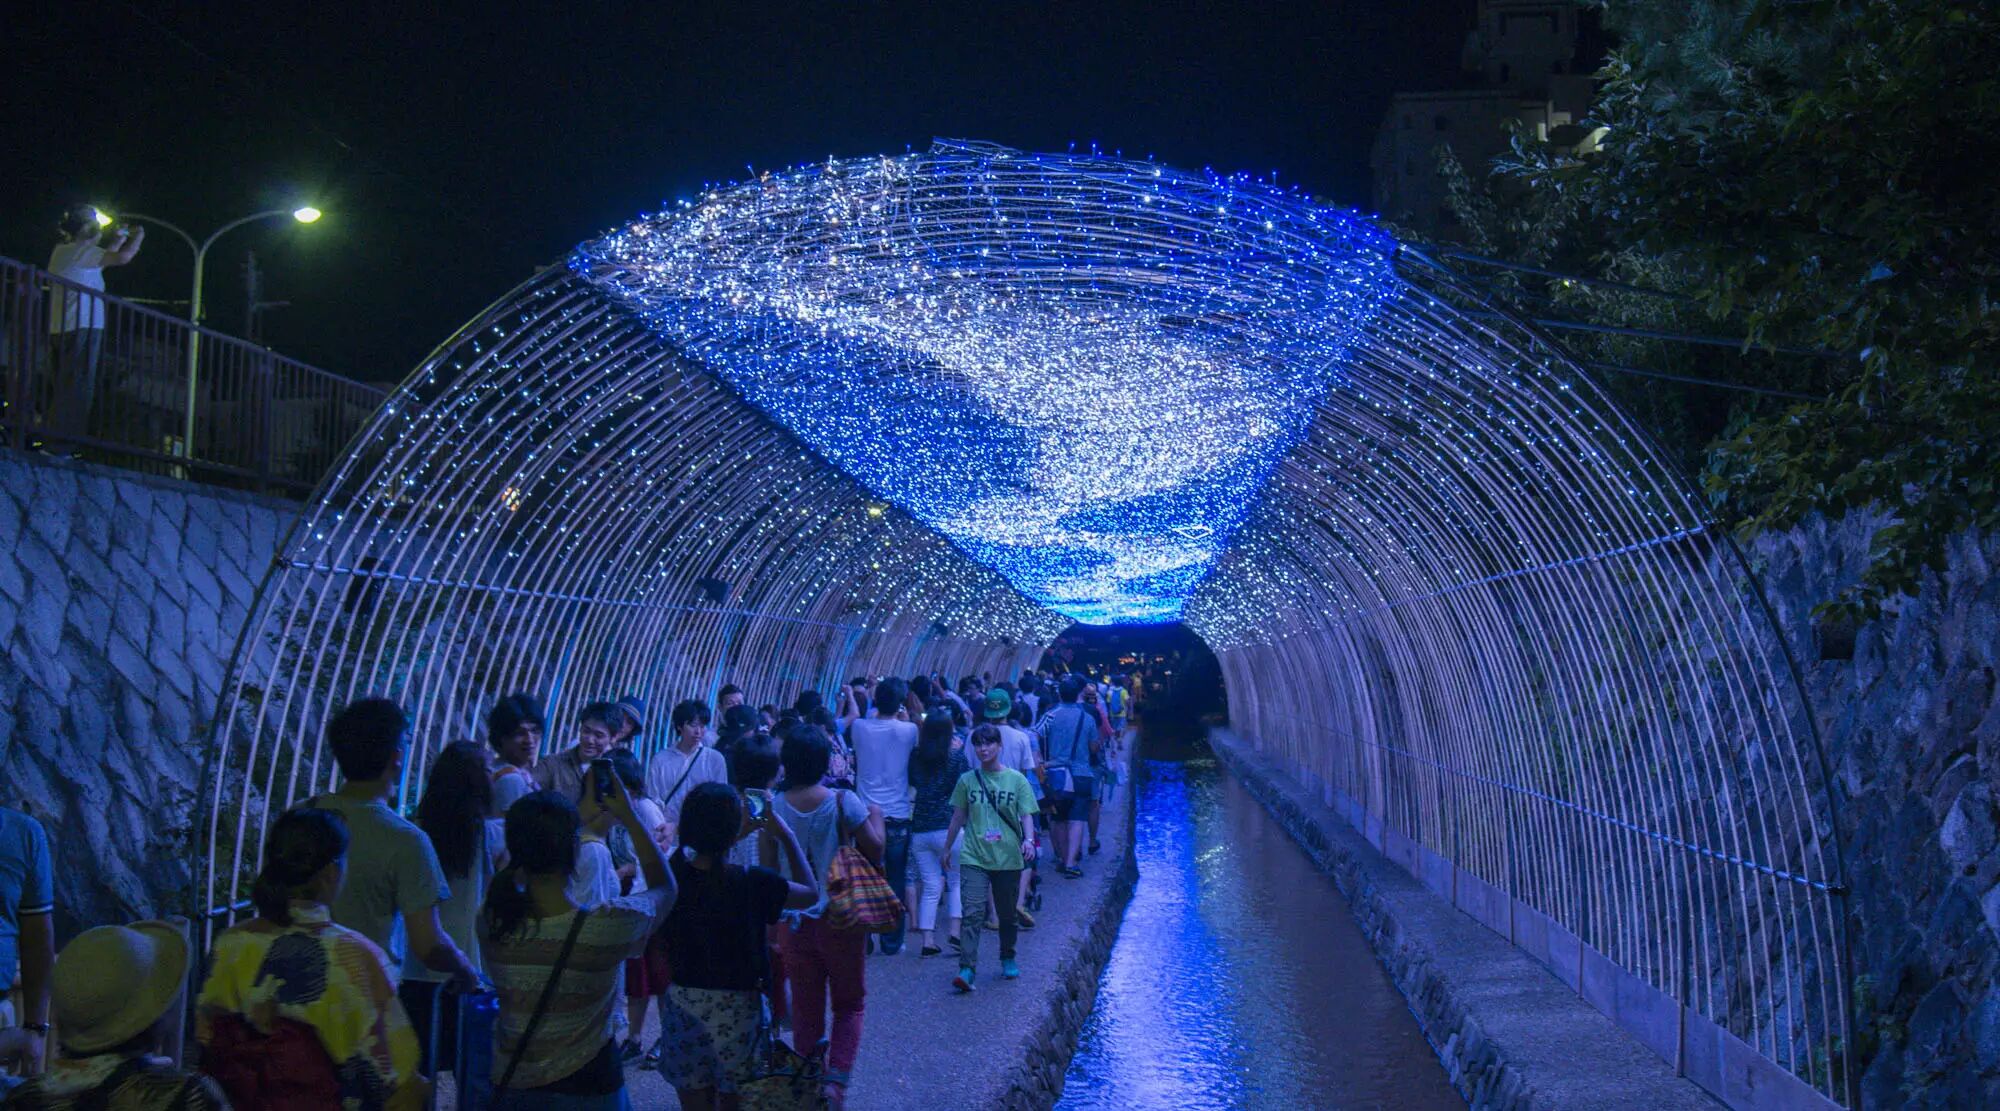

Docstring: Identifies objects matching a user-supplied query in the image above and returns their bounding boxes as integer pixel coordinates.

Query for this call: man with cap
[985,688,1045,926]
[984,689,1041,791]
[613,695,647,753]
[4,918,225,1108]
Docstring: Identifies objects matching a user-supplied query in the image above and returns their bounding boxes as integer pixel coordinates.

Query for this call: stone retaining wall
[0,449,294,938]
[1211,729,1718,1111]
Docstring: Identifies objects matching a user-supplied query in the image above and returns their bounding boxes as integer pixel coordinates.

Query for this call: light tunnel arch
[197,143,1848,1106]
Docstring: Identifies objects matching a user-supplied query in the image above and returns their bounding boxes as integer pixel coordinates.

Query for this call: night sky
[5,1,1477,382]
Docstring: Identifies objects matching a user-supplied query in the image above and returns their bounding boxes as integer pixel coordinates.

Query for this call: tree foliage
[1437,0,2000,615]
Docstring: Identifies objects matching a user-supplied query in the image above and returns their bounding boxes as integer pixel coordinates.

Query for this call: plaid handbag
[823,791,904,933]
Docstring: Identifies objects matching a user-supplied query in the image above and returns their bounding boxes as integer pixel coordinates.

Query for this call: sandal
[922,944,942,957]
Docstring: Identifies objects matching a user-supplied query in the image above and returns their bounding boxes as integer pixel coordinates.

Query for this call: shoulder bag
[973,767,1026,851]
[823,791,904,933]
[494,907,591,1095]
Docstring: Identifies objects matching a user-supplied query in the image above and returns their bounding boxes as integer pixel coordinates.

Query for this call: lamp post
[109,206,322,457]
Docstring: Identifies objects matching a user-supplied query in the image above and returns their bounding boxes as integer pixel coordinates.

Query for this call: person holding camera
[45,206,141,450]
[480,768,675,1109]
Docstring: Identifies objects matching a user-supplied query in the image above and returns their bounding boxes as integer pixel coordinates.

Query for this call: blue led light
[574,140,1399,623]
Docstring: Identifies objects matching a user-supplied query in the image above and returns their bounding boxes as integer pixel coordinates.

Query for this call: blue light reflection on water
[1060,749,1462,1110]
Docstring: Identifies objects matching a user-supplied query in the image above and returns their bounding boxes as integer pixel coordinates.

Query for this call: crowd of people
[0,665,1142,1110]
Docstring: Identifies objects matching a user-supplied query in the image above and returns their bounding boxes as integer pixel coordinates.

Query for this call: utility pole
[241,251,291,344]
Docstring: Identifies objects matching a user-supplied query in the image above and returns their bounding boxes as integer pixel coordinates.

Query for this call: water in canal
[1060,731,1462,1110]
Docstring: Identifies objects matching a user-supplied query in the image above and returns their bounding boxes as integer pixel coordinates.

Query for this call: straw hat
[53,919,188,1053]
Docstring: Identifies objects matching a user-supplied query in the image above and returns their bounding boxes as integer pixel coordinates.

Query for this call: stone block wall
[1748,516,2000,1106]
[0,449,294,940]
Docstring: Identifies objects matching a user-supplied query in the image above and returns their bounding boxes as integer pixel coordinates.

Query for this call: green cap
[983,688,1013,721]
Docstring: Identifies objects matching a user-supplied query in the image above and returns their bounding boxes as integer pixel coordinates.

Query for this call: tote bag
[822,791,904,933]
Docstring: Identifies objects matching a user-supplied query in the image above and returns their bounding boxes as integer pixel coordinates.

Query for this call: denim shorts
[1056,773,1098,820]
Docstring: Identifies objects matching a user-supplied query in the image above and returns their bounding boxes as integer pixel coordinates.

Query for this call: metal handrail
[0,253,388,495]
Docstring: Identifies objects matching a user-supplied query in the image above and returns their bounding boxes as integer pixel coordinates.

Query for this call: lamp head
[292,206,322,224]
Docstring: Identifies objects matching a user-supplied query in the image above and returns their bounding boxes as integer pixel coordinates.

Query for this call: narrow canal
[1059,729,1462,1109]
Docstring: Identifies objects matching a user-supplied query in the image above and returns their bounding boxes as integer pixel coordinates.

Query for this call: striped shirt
[478,888,671,1089]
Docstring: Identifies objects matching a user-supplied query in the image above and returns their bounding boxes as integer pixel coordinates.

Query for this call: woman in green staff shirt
[943,724,1039,993]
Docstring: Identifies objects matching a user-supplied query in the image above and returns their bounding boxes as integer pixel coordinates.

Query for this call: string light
[574,140,1398,623]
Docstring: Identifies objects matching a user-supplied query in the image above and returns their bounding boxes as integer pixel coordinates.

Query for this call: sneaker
[1015,908,1037,929]
[952,967,976,993]
[1001,959,1020,980]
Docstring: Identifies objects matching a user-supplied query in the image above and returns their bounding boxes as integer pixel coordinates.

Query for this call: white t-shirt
[997,724,1043,799]
[645,743,728,824]
[632,796,669,848]
[849,716,920,820]
[47,239,108,332]
[404,819,506,983]
[491,765,535,814]
[567,837,619,908]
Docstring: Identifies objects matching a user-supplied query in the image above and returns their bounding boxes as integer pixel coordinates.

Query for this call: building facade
[1370,0,1598,239]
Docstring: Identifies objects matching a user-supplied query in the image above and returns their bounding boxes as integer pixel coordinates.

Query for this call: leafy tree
[1433,0,2000,615]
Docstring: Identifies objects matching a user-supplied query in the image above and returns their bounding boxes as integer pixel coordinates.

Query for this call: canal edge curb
[1208,728,1720,1111]
[997,734,1141,1110]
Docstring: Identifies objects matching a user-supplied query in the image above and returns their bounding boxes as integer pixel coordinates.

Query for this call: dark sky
[6,1,1478,382]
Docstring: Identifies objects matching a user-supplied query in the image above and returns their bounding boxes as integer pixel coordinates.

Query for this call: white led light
[575,141,1397,623]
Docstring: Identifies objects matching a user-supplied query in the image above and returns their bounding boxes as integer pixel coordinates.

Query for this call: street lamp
[100,206,323,457]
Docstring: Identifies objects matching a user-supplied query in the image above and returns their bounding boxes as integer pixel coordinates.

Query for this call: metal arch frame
[194,265,1061,940]
[1187,259,1852,1106]
[193,147,1849,1108]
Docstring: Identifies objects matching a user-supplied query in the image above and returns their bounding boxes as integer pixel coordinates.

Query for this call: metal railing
[0,254,387,495]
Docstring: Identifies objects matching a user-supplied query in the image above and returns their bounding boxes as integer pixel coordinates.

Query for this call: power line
[1581,362,1819,401]
[1433,247,1696,306]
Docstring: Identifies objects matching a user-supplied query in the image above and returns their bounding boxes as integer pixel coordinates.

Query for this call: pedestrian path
[844,739,1137,1109]
[548,740,1138,1111]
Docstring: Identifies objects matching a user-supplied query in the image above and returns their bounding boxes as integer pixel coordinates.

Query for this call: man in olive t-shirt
[310,699,477,989]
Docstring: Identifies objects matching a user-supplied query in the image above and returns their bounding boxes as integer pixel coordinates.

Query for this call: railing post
[257,352,274,494]
[3,274,32,452]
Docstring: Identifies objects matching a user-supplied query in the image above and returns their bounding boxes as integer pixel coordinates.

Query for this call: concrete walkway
[578,739,1139,1110]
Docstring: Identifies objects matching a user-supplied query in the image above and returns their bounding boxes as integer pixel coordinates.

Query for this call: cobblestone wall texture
[0,450,293,939]
[1750,515,2000,1106]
